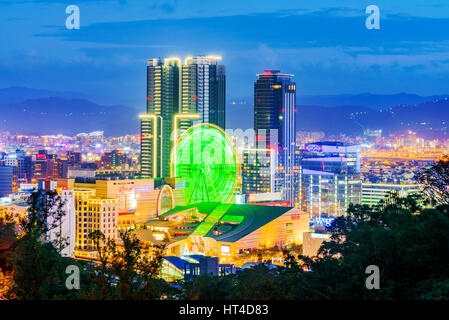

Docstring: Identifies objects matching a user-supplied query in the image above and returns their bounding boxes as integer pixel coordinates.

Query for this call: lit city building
[140,56,226,179]
[298,142,362,218]
[241,148,275,195]
[47,187,76,257]
[142,58,180,178]
[73,189,118,253]
[180,56,226,130]
[100,149,128,170]
[361,183,423,206]
[134,202,310,268]
[254,70,296,204]
[0,166,13,198]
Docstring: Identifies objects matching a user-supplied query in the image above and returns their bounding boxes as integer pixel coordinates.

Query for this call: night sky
[1,0,449,107]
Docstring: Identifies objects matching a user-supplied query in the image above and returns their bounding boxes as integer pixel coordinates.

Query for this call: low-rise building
[362,183,422,206]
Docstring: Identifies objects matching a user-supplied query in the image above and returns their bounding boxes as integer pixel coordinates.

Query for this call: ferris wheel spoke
[171,124,237,205]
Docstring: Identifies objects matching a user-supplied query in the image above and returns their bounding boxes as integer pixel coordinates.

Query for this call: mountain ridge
[0,87,447,138]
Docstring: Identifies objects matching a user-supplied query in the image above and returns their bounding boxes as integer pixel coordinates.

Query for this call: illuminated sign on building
[251,201,291,207]
[311,233,331,239]
[36,154,47,159]
[221,245,230,255]
[1,197,11,205]
[305,144,323,152]
[56,186,68,192]
[133,186,153,192]
[20,184,37,193]
[310,217,335,228]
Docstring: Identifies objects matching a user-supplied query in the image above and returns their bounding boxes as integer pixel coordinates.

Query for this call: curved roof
[160,202,292,243]
[164,256,189,270]
[206,204,290,243]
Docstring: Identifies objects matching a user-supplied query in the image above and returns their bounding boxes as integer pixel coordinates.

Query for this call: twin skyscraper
[140,56,226,178]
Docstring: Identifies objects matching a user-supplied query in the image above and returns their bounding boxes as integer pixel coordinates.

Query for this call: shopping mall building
[134,202,310,266]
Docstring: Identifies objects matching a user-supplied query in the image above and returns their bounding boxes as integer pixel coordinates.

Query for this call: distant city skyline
[1,0,449,107]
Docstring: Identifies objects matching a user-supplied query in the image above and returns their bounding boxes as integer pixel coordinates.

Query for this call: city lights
[1,0,449,306]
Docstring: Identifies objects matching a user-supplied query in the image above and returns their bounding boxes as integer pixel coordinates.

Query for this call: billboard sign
[305,144,323,152]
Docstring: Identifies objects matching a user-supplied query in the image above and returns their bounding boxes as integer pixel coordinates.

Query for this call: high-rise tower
[141,58,180,178]
[180,56,226,131]
[140,56,226,178]
[254,70,296,204]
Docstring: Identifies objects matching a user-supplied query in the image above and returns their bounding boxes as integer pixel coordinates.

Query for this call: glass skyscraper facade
[254,70,296,204]
[0,166,13,197]
[180,56,226,131]
[141,58,179,178]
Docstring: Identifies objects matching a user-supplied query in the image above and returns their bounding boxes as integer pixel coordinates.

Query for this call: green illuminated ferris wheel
[171,124,238,205]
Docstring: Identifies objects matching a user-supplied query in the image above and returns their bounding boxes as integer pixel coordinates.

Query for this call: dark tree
[7,190,82,300]
[84,229,173,300]
[83,230,116,299]
[417,154,449,205]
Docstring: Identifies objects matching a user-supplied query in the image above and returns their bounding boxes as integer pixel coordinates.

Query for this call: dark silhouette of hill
[0,87,447,138]
[295,98,449,138]
[0,97,139,136]
[296,93,448,109]
[0,86,90,104]
[227,98,449,138]
[229,93,449,111]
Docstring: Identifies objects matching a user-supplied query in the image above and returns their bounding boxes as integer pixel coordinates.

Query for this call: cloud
[3,5,449,101]
[34,11,449,50]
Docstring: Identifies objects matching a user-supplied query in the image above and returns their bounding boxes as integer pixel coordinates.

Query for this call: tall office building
[254,70,296,204]
[140,56,226,178]
[101,149,128,170]
[141,57,180,178]
[2,150,32,191]
[32,152,57,181]
[67,151,82,166]
[180,56,226,131]
[0,166,13,197]
[298,142,362,218]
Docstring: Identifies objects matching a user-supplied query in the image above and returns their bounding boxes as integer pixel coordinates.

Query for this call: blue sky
[1,0,449,107]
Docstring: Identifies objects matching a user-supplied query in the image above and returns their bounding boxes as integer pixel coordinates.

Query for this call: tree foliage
[3,155,449,300]
[182,156,449,300]
[6,190,85,300]
[81,229,174,300]
[3,190,174,300]
[417,154,449,205]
